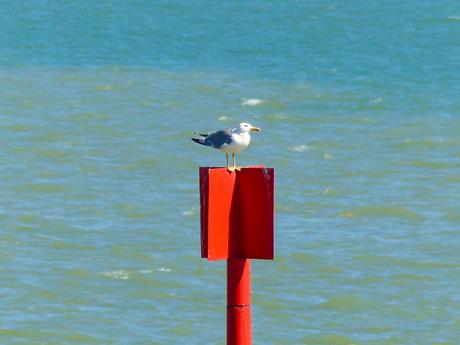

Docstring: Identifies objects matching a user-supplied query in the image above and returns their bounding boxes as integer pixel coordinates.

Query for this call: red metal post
[199,167,274,344]
[227,258,252,345]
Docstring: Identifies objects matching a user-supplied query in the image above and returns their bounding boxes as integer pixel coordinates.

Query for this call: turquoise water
[1,1,460,344]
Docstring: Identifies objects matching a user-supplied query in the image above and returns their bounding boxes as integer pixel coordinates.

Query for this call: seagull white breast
[220,132,251,154]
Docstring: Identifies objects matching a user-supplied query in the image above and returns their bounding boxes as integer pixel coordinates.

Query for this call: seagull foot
[227,165,241,172]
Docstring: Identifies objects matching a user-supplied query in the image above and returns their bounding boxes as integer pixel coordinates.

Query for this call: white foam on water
[447,16,460,21]
[241,98,263,106]
[289,144,310,152]
[218,116,230,121]
[181,208,196,216]
[369,97,383,104]
[102,269,130,280]
[157,267,171,272]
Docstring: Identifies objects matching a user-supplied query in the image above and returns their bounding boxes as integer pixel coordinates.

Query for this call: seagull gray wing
[203,128,234,149]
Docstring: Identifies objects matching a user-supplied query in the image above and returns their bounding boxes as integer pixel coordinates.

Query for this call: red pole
[227,258,252,345]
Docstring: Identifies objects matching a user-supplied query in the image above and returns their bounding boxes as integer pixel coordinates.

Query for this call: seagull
[192,122,261,172]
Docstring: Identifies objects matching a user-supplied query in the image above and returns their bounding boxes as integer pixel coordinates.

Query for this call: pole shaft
[227,259,252,345]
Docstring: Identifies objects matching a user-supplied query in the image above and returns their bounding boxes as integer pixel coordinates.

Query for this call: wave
[101,269,131,280]
[289,144,310,152]
[339,205,422,221]
[241,98,263,106]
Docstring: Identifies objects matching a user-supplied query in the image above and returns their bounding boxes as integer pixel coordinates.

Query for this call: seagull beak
[250,126,261,132]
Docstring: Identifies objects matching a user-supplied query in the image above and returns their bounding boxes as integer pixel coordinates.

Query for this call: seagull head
[239,122,261,133]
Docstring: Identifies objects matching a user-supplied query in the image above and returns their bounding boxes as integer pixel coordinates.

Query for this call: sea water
[1,1,460,344]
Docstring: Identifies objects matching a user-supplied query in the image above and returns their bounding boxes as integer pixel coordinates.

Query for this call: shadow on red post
[199,166,275,345]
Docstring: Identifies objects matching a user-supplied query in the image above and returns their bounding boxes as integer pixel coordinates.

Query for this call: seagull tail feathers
[191,138,207,146]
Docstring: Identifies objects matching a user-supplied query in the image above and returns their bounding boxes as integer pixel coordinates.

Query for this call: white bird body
[191,122,261,171]
[220,130,251,154]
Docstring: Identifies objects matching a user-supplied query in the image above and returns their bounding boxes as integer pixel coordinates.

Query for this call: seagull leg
[227,153,236,172]
[232,153,241,171]
[226,152,235,172]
